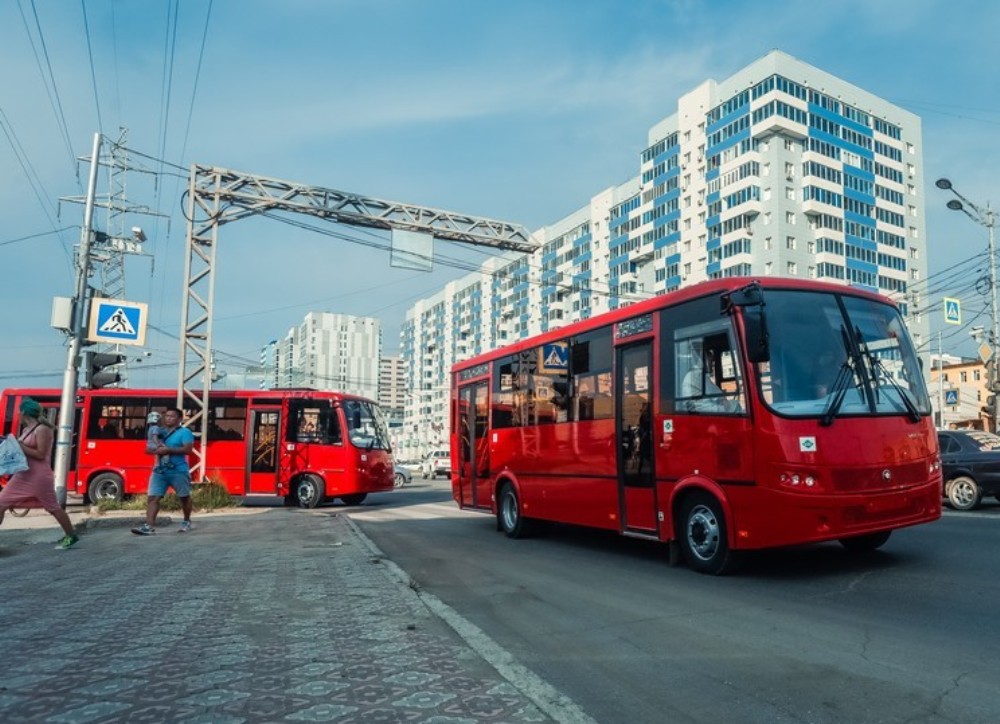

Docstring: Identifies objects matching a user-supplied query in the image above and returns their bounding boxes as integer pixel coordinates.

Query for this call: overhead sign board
[87,297,148,346]
[943,297,961,326]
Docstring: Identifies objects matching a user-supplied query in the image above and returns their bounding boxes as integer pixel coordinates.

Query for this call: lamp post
[936,178,998,432]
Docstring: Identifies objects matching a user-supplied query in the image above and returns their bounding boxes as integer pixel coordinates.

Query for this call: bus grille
[830,461,926,492]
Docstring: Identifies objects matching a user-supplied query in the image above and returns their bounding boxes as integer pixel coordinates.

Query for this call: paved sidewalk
[0,508,562,722]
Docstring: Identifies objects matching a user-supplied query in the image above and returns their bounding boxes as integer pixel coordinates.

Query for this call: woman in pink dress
[0,398,79,549]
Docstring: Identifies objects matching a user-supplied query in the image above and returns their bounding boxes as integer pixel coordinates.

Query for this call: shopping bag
[0,434,29,476]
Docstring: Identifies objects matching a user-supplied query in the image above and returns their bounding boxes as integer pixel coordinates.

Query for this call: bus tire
[498,482,532,539]
[294,474,323,509]
[340,493,367,506]
[839,530,891,552]
[88,472,124,504]
[946,475,982,511]
[678,492,741,575]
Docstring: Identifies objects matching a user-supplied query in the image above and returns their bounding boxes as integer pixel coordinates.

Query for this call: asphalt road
[352,480,1000,724]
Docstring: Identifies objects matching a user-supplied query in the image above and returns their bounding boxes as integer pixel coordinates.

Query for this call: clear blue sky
[1,0,998,388]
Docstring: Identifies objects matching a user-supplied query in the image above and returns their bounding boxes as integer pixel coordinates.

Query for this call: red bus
[0,387,395,508]
[451,278,941,574]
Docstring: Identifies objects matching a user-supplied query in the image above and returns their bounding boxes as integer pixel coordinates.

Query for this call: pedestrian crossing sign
[945,389,959,406]
[540,342,568,373]
[943,297,961,325]
[87,297,148,346]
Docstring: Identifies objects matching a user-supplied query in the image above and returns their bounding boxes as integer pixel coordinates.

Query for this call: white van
[421,449,451,478]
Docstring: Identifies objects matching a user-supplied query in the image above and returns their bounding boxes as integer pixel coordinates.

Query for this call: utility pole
[938,332,945,429]
[936,178,998,432]
[53,132,101,507]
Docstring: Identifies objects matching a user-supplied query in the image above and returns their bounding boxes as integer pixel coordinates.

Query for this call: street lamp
[937,177,998,432]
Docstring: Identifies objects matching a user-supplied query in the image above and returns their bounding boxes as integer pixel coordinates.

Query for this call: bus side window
[324,409,342,444]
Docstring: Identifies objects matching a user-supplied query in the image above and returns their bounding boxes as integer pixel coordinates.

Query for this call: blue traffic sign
[944,389,959,406]
[943,297,961,325]
[87,297,148,346]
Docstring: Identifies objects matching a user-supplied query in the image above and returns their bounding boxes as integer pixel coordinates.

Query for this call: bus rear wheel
[340,493,367,506]
[678,492,741,575]
[498,482,533,538]
[89,472,124,505]
[294,474,323,509]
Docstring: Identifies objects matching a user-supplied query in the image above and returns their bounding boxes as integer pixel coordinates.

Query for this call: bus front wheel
[294,474,323,509]
[839,530,891,552]
[498,483,532,539]
[88,473,124,504]
[678,492,741,575]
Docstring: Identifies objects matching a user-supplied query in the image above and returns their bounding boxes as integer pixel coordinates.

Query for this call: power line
[18,0,79,186]
[80,0,103,135]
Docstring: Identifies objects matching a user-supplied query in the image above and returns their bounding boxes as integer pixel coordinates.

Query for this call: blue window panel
[808,104,872,137]
[809,128,874,160]
[705,127,751,158]
[845,210,875,227]
[846,258,878,274]
[846,236,877,252]
[707,190,721,204]
[707,260,722,275]
[654,145,681,165]
[707,214,721,228]
[653,166,681,187]
[707,237,722,251]
[666,274,682,289]
[844,187,876,205]
[706,167,720,181]
[610,252,631,268]
[706,105,750,135]
[653,187,681,206]
[665,252,681,266]
[843,166,875,183]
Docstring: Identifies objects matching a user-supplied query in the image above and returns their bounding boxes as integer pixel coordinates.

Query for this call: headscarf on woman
[19,398,51,426]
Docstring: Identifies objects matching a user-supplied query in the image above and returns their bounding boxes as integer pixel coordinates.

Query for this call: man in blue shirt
[132,407,195,535]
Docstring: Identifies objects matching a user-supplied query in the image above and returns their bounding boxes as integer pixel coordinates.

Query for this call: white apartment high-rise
[402,50,928,456]
[274,312,381,400]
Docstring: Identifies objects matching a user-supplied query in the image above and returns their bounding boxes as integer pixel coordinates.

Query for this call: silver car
[392,463,413,488]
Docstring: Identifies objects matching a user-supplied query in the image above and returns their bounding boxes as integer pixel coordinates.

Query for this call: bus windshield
[758,290,931,420]
[342,400,392,450]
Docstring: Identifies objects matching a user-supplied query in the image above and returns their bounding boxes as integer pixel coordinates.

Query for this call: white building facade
[273,312,381,400]
[401,50,929,457]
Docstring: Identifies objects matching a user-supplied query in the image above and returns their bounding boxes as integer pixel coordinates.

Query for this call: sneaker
[55,534,80,550]
[131,523,156,536]
[178,520,192,533]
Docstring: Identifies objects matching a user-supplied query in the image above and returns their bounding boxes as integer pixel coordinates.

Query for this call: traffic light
[86,351,125,388]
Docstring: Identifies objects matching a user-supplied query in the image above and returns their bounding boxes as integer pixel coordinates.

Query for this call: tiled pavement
[0,509,560,722]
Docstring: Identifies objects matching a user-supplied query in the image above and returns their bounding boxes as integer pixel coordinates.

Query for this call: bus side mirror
[743,306,770,363]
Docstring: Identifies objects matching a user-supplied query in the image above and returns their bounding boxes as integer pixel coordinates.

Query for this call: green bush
[95,481,236,513]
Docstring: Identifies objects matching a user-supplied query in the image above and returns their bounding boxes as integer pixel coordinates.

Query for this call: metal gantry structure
[180,165,538,479]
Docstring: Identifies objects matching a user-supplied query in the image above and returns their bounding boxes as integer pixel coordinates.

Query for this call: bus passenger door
[616,341,656,533]
[247,409,280,495]
[457,382,490,510]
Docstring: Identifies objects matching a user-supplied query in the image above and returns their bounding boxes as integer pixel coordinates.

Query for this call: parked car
[421,449,451,478]
[392,463,412,488]
[937,429,1000,510]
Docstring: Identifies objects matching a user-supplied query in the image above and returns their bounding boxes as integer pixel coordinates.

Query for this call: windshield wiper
[822,325,863,427]
[821,360,856,427]
[853,326,921,423]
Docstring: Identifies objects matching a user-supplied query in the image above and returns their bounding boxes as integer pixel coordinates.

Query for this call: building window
[785,211,796,225]
[787,261,797,275]
[786,236,796,250]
